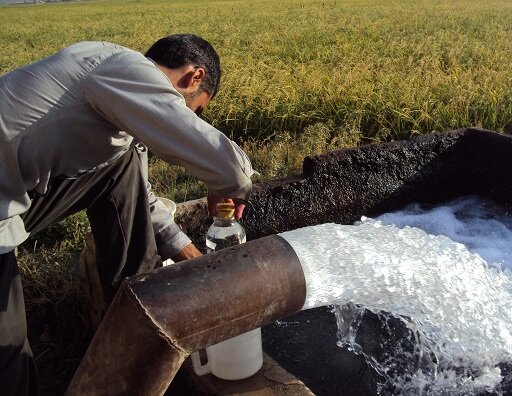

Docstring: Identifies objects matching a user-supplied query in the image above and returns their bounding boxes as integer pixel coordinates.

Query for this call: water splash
[377,196,512,270]
[279,203,512,394]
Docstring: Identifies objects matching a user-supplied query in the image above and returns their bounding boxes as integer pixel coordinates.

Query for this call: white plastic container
[191,201,263,380]
[191,328,263,380]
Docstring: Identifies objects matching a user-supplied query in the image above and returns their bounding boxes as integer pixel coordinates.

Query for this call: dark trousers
[0,149,160,395]
[0,251,39,396]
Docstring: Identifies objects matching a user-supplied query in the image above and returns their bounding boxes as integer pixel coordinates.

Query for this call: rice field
[2,0,512,144]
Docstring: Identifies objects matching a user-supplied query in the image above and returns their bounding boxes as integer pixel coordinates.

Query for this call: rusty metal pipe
[66,234,306,395]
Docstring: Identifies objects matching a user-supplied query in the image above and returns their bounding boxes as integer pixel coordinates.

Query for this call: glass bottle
[206,201,246,253]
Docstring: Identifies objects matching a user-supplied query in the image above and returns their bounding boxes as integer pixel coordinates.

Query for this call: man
[0,34,254,395]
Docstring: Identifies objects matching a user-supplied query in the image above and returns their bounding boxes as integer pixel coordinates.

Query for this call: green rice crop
[2,0,511,145]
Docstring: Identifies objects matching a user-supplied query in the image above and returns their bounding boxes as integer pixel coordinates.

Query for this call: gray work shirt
[0,41,254,256]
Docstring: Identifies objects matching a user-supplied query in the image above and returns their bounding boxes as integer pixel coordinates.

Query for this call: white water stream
[279,196,512,395]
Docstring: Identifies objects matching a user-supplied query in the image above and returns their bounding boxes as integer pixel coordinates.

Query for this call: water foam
[377,195,512,270]
[278,196,512,394]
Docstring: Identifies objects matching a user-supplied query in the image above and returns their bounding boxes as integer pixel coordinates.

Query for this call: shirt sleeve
[135,143,190,260]
[83,49,254,200]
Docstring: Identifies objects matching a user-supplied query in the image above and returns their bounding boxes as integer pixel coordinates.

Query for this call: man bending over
[0,34,254,395]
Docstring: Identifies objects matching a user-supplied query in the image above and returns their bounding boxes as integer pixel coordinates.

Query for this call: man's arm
[85,50,254,261]
[84,50,254,201]
[135,143,198,261]
[172,243,202,261]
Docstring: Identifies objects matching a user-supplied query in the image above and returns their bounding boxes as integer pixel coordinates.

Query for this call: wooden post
[79,233,106,330]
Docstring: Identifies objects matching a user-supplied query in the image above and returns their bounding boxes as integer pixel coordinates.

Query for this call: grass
[2,0,512,393]
[16,212,91,395]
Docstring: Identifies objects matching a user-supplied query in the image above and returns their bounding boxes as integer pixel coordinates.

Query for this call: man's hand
[207,192,245,220]
[171,243,202,262]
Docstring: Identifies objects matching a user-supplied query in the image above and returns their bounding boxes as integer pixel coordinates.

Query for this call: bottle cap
[216,202,236,219]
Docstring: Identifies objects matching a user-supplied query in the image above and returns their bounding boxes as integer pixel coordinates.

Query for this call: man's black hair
[145,34,221,98]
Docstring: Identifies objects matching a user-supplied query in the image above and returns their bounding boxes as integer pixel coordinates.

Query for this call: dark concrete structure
[176,128,512,245]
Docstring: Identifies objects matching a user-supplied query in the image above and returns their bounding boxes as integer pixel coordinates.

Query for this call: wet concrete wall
[175,127,512,246]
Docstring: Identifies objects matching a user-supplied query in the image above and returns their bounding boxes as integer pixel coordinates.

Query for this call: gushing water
[377,196,512,270]
[279,196,512,395]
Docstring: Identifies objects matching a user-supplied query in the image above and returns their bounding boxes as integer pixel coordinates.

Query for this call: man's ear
[183,67,206,89]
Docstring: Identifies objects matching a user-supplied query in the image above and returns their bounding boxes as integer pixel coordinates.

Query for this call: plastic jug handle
[191,351,211,376]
